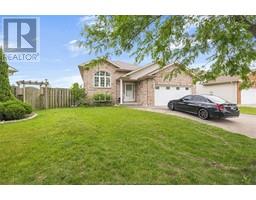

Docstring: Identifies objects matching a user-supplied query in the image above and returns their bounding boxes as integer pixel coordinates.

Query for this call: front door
[124,83,135,102]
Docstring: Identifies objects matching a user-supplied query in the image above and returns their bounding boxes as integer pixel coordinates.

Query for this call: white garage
[154,85,192,106]
[196,82,238,104]
[241,88,256,104]
[195,75,256,105]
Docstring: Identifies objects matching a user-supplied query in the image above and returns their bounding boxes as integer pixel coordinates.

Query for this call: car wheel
[198,108,209,120]
[168,102,175,110]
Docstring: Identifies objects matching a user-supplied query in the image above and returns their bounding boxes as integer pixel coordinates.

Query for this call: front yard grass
[239,106,256,115]
[0,107,256,184]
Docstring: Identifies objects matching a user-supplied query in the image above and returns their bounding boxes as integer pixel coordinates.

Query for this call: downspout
[147,79,149,106]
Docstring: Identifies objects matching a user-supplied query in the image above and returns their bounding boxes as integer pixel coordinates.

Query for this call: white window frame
[94,71,111,88]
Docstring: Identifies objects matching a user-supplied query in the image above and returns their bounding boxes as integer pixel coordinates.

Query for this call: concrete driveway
[132,106,256,138]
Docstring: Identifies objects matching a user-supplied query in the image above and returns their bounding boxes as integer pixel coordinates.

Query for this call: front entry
[124,83,135,102]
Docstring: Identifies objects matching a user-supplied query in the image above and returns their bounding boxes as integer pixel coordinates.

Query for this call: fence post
[23,84,26,103]
[45,86,48,109]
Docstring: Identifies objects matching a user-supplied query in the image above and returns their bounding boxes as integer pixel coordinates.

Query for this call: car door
[186,95,200,113]
[189,95,209,113]
[175,95,193,112]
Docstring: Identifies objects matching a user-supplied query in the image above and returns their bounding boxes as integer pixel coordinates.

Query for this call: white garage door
[154,86,192,106]
[196,83,238,104]
[241,88,256,104]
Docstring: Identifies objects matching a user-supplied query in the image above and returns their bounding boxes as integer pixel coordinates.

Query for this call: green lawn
[0,107,256,184]
[239,106,256,115]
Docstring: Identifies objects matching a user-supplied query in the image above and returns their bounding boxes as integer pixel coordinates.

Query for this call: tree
[0,48,14,102]
[80,16,256,87]
[70,83,86,106]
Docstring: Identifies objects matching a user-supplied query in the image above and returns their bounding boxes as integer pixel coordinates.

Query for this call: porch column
[120,79,123,104]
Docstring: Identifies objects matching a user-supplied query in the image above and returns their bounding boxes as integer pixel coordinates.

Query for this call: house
[79,59,256,106]
[196,75,256,104]
[78,60,195,106]
[8,65,17,75]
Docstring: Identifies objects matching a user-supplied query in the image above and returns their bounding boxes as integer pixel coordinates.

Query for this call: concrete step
[120,102,142,107]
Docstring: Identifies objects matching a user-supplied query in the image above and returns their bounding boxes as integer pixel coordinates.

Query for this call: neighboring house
[8,65,17,75]
[78,60,194,106]
[196,75,256,104]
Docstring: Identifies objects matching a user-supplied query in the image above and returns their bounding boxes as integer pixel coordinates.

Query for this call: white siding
[196,83,238,103]
[155,86,192,106]
[241,88,256,104]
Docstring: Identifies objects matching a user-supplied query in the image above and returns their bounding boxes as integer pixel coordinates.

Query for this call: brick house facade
[78,60,194,106]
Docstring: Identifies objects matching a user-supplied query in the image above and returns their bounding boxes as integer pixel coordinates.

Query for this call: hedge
[92,93,113,106]
[0,100,32,121]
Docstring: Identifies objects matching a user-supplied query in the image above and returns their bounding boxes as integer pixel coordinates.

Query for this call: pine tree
[0,48,14,102]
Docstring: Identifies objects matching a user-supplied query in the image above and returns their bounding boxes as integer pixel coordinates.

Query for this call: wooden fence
[12,86,74,109]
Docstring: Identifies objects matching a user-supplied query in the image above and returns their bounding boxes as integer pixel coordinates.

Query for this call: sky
[0,16,152,88]
[0,15,214,88]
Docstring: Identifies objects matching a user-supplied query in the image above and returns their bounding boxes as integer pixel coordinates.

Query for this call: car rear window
[203,95,228,104]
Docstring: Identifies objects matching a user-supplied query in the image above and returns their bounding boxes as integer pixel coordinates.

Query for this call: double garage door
[154,85,192,106]
[241,88,256,104]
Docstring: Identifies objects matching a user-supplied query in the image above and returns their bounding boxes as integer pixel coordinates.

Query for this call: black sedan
[168,94,240,120]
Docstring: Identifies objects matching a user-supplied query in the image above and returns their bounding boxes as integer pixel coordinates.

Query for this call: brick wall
[249,74,256,88]
[81,63,194,106]
[136,65,194,106]
[136,79,154,106]
[81,62,127,103]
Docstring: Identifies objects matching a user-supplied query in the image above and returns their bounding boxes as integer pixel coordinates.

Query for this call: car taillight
[215,104,224,111]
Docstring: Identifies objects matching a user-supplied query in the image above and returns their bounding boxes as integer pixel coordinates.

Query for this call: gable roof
[110,60,139,71]
[121,63,160,80]
[8,65,18,74]
[147,63,176,76]
[121,63,193,81]
[78,59,139,72]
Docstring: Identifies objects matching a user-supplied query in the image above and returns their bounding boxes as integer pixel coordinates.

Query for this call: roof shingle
[109,60,139,71]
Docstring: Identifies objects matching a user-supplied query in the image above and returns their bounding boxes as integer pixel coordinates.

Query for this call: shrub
[3,100,26,120]
[0,102,4,121]
[0,100,32,121]
[18,101,32,114]
[93,93,112,101]
[0,48,33,119]
[92,93,113,106]
[70,83,86,106]
[0,48,15,102]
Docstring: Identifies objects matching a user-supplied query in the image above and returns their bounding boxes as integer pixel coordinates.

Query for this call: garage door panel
[154,86,191,106]
[196,83,237,104]
[241,89,256,104]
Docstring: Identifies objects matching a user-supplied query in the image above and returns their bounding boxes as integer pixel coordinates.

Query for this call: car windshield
[203,95,228,104]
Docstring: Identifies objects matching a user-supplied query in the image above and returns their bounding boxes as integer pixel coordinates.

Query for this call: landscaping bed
[0,100,32,122]
[0,112,37,124]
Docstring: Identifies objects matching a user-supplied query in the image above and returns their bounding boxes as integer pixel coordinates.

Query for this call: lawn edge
[0,113,38,125]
